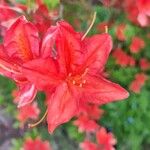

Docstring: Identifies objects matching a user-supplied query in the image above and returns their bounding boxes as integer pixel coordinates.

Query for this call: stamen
[0,63,21,75]
[72,80,76,85]
[105,25,108,33]
[68,73,72,77]
[83,80,86,84]
[79,83,83,87]
[82,68,89,77]
[81,12,97,41]
[28,109,48,128]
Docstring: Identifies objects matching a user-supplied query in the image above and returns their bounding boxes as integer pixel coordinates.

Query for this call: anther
[83,80,86,84]
[79,83,83,87]
[105,25,108,33]
[72,80,76,85]
[68,73,72,77]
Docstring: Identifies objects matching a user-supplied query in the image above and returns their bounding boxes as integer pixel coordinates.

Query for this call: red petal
[4,16,39,62]
[16,83,37,107]
[42,21,83,75]
[80,140,98,150]
[57,21,83,74]
[41,26,58,58]
[83,75,129,105]
[22,58,60,91]
[82,33,112,74]
[47,82,77,133]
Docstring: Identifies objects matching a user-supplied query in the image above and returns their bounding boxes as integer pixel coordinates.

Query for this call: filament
[81,12,97,41]
[28,109,48,128]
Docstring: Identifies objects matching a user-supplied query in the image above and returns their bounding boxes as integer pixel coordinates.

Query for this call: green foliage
[44,0,59,9]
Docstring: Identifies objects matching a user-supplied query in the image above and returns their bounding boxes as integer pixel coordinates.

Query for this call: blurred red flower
[96,127,117,150]
[130,37,145,53]
[23,138,52,150]
[137,0,150,26]
[116,24,126,41]
[113,48,135,67]
[74,114,99,132]
[129,73,148,93]
[80,140,98,150]
[17,102,40,126]
[140,58,150,71]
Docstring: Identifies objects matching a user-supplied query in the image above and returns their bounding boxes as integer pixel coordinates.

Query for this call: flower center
[66,68,88,87]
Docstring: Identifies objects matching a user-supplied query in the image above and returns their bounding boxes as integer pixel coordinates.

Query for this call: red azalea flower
[135,73,148,86]
[129,80,141,93]
[96,127,117,150]
[130,37,145,53]
[32,4,51,37]
[97,22,109,33]
[23,138,52,150]
[80,140,98,150]
[74,114,99,132]
[0,2,52,37]
[23,21,129,133]
[0,16,41,107]
[113,48,135,67]
[79,103,104,120]
[124,0,139,25]
[0,4,23,36]
[129,73,148,93]
[140,58,150,71]
[116,24,126,41]
[137,0,150,26]
[17,102,40,125]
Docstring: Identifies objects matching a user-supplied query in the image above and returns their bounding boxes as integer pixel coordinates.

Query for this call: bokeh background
[0,0,150,150]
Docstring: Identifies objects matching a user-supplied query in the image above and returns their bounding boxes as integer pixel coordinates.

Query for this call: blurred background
[0,0,150,150]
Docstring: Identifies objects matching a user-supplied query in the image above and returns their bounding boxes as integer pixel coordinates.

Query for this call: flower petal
[82,34,112,74]
[22,58,60,91]
[4,16,39,62]
[16,83,37,108]
[57,21,83,74]
[47,82,77,133]
[42,21,83,75]
[41,26,58,58]
[83,75,129,105]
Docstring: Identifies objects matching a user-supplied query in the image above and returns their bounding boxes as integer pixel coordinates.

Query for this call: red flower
[0,2,51,37]
[140,58,150,71]
[79,103,104,120]
[0,4,23,36]
[130,37,145,53]
[80,140,98,150]
[116,24,126,41]
[23,21,129,133]
[113,48,135,67]
[17,102,40,126]
[97,22,109,33]
[74,114,99,132]
[129,73,148,93]
[137,0,150,26]
[0,16,40,107]
[96,127,117,150]
[32,4,51,37]
[124,0,139,25]
[23,138,52,150]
